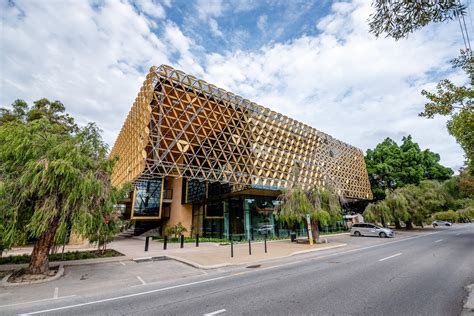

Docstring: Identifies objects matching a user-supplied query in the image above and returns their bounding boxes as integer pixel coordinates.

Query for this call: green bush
[432,210,459,222]
[0,250,123,265]
[165,222,188,239]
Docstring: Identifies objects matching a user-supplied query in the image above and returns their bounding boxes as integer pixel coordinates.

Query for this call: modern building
[110,65,373,239]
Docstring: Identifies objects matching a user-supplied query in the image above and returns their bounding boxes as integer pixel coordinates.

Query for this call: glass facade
[189,194,312,240]
[132,179,163,218]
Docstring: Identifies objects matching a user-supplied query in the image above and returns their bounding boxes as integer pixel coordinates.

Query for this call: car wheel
[433,224,437,228]
[379,232,387,238]
[354,231,361,237]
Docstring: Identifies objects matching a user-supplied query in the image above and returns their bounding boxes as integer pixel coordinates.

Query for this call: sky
[1,0,471,172]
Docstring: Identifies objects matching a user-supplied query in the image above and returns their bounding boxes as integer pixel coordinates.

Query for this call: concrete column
[223,200,229,239]
[244,199,251,240]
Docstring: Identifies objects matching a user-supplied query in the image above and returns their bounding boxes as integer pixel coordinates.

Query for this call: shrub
[165,222,188,239]
[432,210,459,222]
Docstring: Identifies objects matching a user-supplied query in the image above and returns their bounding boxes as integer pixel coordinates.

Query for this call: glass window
[133,179,163,218]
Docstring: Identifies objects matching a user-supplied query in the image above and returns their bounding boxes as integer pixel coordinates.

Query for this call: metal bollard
[231,239,234,258]
[145,236,150,252]
[264,234,267,253]
[163,236,168,250]
[180,234,184,248]
[248,239,252,255]
[196,234,199,247]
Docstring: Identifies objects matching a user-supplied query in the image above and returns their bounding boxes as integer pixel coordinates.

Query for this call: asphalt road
[5,224,474,316]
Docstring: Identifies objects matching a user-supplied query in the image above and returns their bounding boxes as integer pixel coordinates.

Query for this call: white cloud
[134,0,166,18]
[257,15,267,33]
[209,18,223,37]
[0,0,466,171]
[195,0,224,20]
[201,0,465,170]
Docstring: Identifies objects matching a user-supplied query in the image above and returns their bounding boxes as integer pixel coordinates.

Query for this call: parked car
[350,223,394,238]
[257,225,273,235]
[432,220,452,227]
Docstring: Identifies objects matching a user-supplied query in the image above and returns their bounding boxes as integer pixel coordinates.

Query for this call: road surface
[3,224,473,316]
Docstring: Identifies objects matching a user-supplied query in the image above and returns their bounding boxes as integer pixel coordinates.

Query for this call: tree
[384,190,410,229]
[0,99,123,274]
[276,186,342,243]
[420,51,474,172]
[365,136,452,199]
[368,0,465,40]
[432,210,459,222]
[368,1,472,173]
[363,200,392,227]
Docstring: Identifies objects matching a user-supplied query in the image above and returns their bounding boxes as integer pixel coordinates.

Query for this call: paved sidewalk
[109,238,347,268]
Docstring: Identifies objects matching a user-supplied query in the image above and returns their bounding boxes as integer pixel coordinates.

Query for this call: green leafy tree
[384,190,410,229]
[366,136,452,199]
[432,210,459,222]
[420,51,474,172]
[363,200,392,227]
[368,1,472,172]
[368,0,465,40]
[276,186,342,242]
[0,99,124,274]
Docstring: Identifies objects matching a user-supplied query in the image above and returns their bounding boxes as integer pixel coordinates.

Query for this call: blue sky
[0,0,470,171]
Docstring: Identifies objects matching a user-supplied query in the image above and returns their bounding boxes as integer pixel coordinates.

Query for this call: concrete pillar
[223,200,229,239]
[244,199,251,240]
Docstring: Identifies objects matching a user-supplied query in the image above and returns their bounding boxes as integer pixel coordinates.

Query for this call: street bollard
[196,234,199,247]
[231,239,234,258]
[180,234,184,248]
[264,234,267,253]
[163,236,168,250]
[145,236,150,252]
[248,239,252,255]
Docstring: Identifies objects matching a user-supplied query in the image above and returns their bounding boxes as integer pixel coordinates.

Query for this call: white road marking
[0,295,76,308]
[22,276,225,315]
[204,309,226,316]
[434,239,443,243]
[136,276,146,285]
[120,261,126,266]
[378,253,402,262]
[53,288,59,299]
[456,233,461,236]
[260,260,303,271]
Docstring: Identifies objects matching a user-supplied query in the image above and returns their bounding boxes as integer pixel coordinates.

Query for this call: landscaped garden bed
[0,249,124,265]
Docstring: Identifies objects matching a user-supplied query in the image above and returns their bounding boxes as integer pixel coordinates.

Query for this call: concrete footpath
[110,237,347,269]
[1,234,348,271]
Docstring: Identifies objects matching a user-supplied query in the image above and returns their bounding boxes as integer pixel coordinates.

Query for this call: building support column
[244,199,251,240]
[223,200,229,240]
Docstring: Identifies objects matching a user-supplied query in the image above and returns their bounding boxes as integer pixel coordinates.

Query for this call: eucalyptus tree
[0,99,124,274]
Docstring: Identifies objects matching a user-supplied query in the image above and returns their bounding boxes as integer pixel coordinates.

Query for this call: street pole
[306,214,314,246]
[144,236,150,251]
[264,233,267,253]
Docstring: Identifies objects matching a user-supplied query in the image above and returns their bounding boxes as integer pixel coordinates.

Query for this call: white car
[351,223,394,238]
[432,220,452,227]
[257,225,273,235]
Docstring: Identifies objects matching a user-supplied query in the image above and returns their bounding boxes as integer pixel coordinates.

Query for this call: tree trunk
[28,216,61,275]
[311,221,320,243]
[394,219,402,229]
[404,220,413,230]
